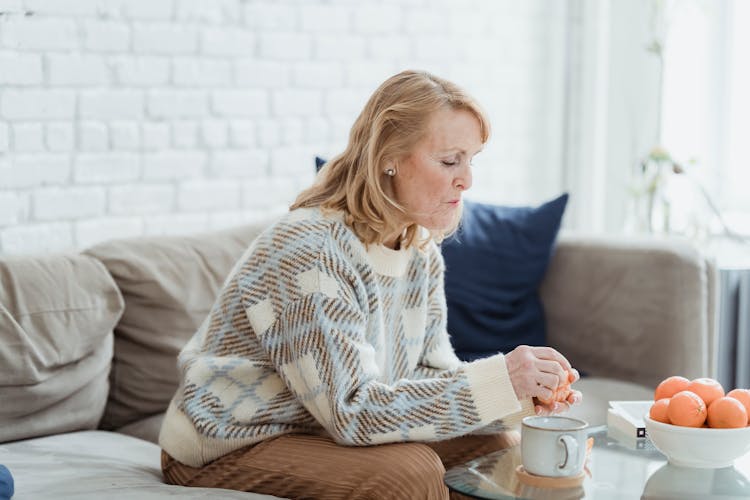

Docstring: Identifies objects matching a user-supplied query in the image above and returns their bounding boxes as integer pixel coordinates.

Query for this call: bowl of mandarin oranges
[644,375,750,468]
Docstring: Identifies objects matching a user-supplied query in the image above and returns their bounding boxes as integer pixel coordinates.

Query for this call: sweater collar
[364,243,412,277]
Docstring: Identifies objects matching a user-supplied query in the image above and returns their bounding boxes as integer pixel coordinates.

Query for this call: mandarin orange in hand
[654,375,690,401]
[726,389,750,425]
[667,390,707,427]
[686,378,725,407]
[649,398,671,424]
[537,369,576,405]
[707,396,748,429]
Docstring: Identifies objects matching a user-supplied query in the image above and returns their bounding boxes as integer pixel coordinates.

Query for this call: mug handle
[557,434,579,473]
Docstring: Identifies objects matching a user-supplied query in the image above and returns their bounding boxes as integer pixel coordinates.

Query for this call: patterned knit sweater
[159,207,534,467]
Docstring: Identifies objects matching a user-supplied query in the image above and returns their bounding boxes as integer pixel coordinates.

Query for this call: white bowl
[644,415,750,468]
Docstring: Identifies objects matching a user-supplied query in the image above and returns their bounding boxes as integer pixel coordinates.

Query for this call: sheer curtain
[660,0,750,238]
[561,0,663,233]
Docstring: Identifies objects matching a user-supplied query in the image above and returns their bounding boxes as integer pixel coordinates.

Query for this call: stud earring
[385,168,395,177]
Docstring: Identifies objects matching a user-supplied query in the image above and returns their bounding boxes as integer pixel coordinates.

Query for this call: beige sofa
[0,220,716,499]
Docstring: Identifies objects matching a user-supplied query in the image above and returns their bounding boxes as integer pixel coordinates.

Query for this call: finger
[535,372,561,391]
[554,400,571,414]
[543,401,561,414]
[534,404,551,416]
[566,390,583,405]
[534,398,559,415]
[531,347,572,370]
[569,368,580,383]
[535,385,554,401]
[536,359,567,385]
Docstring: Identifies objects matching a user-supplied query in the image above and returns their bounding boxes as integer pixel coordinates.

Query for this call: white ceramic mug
[521,415,589,477]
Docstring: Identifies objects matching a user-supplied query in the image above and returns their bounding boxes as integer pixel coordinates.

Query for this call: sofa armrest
[540,234,717,390]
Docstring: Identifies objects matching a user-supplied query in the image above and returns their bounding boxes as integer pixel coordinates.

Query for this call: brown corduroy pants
[162,431,520,500]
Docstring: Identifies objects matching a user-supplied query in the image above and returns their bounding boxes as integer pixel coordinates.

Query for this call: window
[661,0,750,236]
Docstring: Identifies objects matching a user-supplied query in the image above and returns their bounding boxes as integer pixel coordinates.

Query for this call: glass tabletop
[444,425,750,500]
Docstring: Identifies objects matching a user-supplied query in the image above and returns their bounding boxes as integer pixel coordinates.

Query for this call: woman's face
[391,107,483,232]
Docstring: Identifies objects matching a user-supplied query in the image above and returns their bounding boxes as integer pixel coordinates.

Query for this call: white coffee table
[444,425,750,499]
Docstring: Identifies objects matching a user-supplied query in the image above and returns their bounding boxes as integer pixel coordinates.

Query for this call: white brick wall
[0,0,567,254]
[1,90,76,119]
[0,52,43,84]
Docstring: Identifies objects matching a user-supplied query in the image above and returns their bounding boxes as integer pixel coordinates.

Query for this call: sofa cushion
[0,431,280,499]
[441,194,568,361]
[117,413,165,444]
[0,254,123,443]
[85,221,272,430]
[540,235,713,389]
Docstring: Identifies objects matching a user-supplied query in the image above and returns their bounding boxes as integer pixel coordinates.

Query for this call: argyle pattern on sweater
[159,208,531,467]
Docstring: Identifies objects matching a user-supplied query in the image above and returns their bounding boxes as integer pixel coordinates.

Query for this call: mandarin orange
[649,398,671,424]
[707,396,748,428]
[726,389,750,425]
[686,378,725,407]
[654,375,690,401]
[667,390,707,427]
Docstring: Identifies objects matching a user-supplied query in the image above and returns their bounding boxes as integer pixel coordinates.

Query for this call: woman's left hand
[533,389,583,416]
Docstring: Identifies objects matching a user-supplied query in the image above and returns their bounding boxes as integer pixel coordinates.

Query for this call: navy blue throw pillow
[315,156,327,172]
[0,464,13,500]
[441,194,568,361]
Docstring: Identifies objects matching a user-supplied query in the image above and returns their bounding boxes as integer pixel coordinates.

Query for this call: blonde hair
[291,70,490,249]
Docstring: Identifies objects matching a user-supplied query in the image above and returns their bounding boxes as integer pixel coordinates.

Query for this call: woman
[159,70,581,499]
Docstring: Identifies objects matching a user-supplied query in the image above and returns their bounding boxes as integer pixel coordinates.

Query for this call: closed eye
[442,160,458,167]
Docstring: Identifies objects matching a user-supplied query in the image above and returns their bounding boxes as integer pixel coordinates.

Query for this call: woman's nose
[455,163,472,191]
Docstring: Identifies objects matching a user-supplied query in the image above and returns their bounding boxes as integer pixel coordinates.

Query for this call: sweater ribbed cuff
[499,397,536,428]
[462,353,523,426]
[159,400,259,468]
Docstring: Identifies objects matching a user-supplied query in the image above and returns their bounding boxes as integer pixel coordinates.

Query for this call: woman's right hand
[504,345,573,403]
